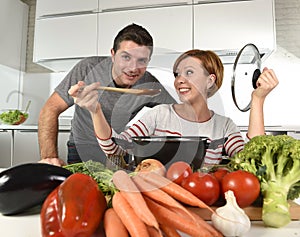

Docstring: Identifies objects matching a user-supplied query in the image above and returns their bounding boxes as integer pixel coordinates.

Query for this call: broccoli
[228,135,300,228]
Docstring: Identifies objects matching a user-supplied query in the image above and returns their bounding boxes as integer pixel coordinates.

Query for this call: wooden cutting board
[188,201,300,221]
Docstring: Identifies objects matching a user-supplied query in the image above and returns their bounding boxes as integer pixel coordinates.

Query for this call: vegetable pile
[228,134,300,228]
[0,109,28,125]
[61,160,226,236]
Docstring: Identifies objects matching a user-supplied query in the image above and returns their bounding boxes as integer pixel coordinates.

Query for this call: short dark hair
[112,23,153,56]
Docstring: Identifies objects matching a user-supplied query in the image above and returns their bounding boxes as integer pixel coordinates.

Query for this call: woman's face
[111,40,151,88]
[174,56,212,103]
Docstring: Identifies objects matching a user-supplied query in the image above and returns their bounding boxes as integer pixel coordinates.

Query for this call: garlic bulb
[211,190,251,236]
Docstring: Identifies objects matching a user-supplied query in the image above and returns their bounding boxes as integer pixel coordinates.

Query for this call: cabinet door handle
[194,0,252,4]
[99,2,192,12]
[38,10,97,19]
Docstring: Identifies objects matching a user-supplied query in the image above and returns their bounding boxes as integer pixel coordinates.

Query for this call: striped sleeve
[96,119,151,156]
[96,130,126,156]
[224,132,245,157]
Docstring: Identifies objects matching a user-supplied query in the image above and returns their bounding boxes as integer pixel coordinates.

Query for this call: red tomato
[221,170,260,208]
[181,172,220,206]
[212,167,230,183]
[166,161,193,185]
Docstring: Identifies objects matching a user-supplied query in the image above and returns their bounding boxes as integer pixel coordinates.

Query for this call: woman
[69,49,278,167]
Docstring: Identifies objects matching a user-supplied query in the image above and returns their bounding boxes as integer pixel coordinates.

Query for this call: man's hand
[38,158,66,167]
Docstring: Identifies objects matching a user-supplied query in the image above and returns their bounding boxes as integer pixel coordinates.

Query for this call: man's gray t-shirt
[55,56,176,149]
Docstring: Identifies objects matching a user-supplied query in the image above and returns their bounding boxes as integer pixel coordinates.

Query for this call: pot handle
[252,68,261,89]
[112,137,133,149]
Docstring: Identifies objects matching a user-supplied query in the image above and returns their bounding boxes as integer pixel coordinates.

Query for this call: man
[38,23,176,166]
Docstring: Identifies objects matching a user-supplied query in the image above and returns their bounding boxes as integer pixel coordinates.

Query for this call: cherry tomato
[166,161,193,185]
[181,172,220,206]
[212,167,230,183]
[221,170,260,208]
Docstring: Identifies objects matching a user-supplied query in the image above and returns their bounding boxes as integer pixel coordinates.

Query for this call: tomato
[221,170,260,208]
[166,161,193,185]
[212,167,230,183]
[181,172,220,206]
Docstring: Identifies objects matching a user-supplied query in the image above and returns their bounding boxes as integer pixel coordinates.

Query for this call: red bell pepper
[40,173,107,237]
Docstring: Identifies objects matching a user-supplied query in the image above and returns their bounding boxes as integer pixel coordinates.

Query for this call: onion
[135,159,166,176]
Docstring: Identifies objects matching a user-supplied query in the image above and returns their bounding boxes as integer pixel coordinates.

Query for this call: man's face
[111,41,151,88]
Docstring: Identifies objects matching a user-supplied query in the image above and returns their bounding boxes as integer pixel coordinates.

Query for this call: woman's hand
[68,81,101,113]
[253,67,279,100]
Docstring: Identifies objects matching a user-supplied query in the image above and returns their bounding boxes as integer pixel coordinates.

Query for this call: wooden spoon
[97,86,161,96]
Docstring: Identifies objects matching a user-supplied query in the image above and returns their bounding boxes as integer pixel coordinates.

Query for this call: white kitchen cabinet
[0,127,70,168]
[36,0,98,18]
[0,129,38,168]
[0,0,28,71]
[57,131,70,164]
[193,0,275,55]
[0,131,11,168]
[33,0,275,72]
[99,0,192,12]
[13,130,69,166]
[13,130,40,165]
[33,13,98,71]
[98,5,193,56]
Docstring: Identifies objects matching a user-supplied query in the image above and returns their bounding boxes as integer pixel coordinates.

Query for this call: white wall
[0,65,22,110]
[21,72,74,125]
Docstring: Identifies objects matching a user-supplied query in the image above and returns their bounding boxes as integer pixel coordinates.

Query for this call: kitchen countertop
[238,125,300,133]
[0,124,71,131]
[0,211,299,236]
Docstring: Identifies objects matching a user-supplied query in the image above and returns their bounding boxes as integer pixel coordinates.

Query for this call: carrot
[112,170,159,230]
[144,196,213,237]
[103,208,129,237]
[132,174,195,221]
[159,224,181,237]
[112,191,149,237]
[165,204,223,237]
[139,171,215,212]
[146,225,163,237]
[188,210,223,237]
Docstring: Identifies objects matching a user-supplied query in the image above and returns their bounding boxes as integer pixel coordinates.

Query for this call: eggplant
[0,163,72,215]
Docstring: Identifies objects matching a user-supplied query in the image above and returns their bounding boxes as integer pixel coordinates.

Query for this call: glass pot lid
[231,43,261,112]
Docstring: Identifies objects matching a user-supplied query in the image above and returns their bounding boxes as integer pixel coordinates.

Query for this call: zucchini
[0,163,72,215]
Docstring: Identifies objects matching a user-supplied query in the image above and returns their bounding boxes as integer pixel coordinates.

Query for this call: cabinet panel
[99,0,192,11]
[13,130,69,166]
[14,131,39,165]
[0,131,11,168]
[98,5,193,56]
[0,0,28,71]
[33,14,98,64]
[194,0,275,52]
[36,0,98,18]
[57,131,69,164]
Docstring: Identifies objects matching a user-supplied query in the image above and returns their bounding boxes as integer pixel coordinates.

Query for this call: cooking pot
[130,136,209,169]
